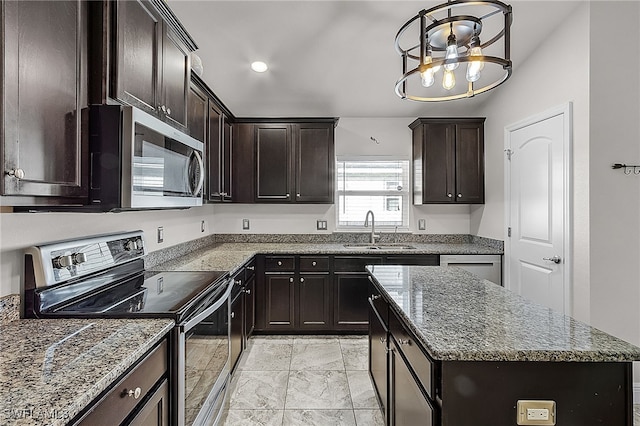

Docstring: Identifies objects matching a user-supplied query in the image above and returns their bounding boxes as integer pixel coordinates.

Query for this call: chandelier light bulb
[421,54,436,87]
[445,32,459,71]
[443,69,456,90]
[466,36,484,82]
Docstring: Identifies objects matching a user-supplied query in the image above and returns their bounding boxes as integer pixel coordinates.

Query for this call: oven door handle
[182,281,232,332]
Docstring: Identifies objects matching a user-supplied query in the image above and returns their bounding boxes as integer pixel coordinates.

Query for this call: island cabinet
[73,339,169,426]
[334,256,383,331]
[2,0,88,203]
[410,118,485,204]
[230,259,257,372]
[89,0,197,131]
[232,119,337,204]
[368,265,639,426]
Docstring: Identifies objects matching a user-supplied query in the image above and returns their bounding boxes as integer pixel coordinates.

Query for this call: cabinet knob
[122,387,142,399]
[399,339,411,346]
[297,193,301,197]
[300,277,305,283]
[245,288,251,295]
[6,168,25,179]
[289,277,294,283]
[231,312,235,319]
[457,193,462,198]
[380,337,386,344]
[247,266,255,271]
[447,193,453,198]
[160,105,167,113]
[166,108,171,116]
[312,261,317,267]
[370,294,381,300]
[235,279,242,286]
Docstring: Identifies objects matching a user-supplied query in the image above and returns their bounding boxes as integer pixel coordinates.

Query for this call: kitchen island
[367,265,640,425]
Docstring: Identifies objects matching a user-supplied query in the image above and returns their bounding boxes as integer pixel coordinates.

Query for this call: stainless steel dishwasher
[439,254,502,285]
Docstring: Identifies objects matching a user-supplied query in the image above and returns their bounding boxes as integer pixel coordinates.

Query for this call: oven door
[178,281,232,426]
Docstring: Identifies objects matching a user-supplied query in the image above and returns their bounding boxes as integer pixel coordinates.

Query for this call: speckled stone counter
[367,265,640,362]
[148,242,502,273]
[0,318,174,426]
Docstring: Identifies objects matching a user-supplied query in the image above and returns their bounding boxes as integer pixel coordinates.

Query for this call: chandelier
[394,0,513,102]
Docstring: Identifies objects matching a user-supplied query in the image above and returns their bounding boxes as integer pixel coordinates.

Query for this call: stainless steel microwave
[88,105,204,210]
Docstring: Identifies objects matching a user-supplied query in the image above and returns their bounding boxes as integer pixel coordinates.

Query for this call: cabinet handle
[380,337,386,344]
[231,312,235,319]
[245,289,251,295]
[6,168,25,179]
[447,193,453,198]
[286,193,290,197]
[300,277,305,283]
[122,387,142,399]
[235,279,242,286]
[312,261,317,267]
[371,294,381,300]
[399,339,411,346]
[247,266,255,271]
[289,277,294,283]
[297,193,301,197]
[457,193,462,198]
[277,261,283,266]
[160,105,167,113]
[166,107,171,116]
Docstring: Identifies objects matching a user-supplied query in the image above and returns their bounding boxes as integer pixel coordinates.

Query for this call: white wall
[211,117,472,235]
[0,206,216,296]
[473,2,591,322]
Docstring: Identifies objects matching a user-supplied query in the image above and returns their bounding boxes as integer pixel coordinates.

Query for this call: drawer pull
[399,339,411,346]
[380,337,386,344]
[247,266,255,271]
[300,277,305,283]
[371,294,381,300]
[312,261,317,266]
[235,279,242,285]
[245,288,252,295]
[289,277,294,283]
[278,261,283,266]
[122,387,142,399]
[231,312,235,319]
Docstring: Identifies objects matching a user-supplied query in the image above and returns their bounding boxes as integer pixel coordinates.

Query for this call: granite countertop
[0,318,174,426]
[367,265,640,362]
[149,242,502,273]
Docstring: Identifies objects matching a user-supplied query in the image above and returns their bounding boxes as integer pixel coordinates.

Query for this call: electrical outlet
[201,220,206,233]
[517,400,556,425]
[157,226,164,244]
[418,219,426,230]
[242,219,250,230]
[317,220,327,230]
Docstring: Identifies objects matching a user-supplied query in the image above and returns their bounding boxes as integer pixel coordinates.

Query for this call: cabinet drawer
[334,256,383,273]
[299,256,329,271]
[78,339,168,426]
[265,256,295,271]
[244,258,256,280]
[390,310,436,399]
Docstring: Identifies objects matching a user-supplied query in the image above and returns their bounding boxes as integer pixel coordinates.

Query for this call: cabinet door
[207,103,222,200]
[455,123,484,203]
[113,0,161,114]
[232,123,255,203]
[390,340,435,426]
[333,274,370,330]
[221,116,233,201]
[230,294,244,372]
[128,379,169,426]
[244,275,256,340]
[2,0,87,199]
[187,82,207,143]
[297,274,331,329]
[265,274,295,329]
[161,27,189,129]
[369,300,388,421]
[295,123,334,203]
[255,125,292,202]
[422,123,455,203]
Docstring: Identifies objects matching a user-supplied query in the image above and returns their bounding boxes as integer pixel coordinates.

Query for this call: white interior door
[505,104,572,314]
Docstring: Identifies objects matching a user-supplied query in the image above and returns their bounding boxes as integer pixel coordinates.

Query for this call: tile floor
[221,335,640,426]
[221,335,384,426]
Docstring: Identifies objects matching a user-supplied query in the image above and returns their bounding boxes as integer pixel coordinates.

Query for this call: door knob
[543,256,562,264]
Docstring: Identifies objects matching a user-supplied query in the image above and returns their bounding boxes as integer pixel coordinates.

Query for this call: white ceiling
[168,0,582,118]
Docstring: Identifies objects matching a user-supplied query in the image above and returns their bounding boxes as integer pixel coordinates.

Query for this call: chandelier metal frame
[394,0,513,102]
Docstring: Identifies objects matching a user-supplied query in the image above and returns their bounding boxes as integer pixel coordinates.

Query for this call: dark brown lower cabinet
[389,339,435,426]
[298,273,331,329]
[230,292,244,371]
[128,379,169,426]
[264,274,295,329]
[244,273,256,340]
[334,274,370,330]
[368,295,388,422]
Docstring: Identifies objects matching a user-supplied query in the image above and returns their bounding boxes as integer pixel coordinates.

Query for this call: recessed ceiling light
[251,61,268,73]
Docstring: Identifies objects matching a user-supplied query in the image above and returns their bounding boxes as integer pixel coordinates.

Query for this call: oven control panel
[25,231,146,288]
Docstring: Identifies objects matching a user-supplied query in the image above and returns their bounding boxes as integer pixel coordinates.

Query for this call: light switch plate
[418,219,426,230]
[242,219,250,230]
[157,226,164,244]
[517,400,556,425]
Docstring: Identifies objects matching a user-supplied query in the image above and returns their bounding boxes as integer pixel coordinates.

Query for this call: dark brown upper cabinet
[410,118,485,204]
[187,80,208,143]
[2,0,88,203]
[89,0,196,131]
[233,119,337,204]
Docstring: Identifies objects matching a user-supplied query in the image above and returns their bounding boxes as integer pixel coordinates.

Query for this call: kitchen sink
[343,244,416,250]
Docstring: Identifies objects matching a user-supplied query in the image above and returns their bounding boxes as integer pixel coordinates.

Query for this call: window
[336,158,410,229]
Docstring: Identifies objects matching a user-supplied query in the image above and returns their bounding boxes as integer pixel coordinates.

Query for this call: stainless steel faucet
[364,210,379,245]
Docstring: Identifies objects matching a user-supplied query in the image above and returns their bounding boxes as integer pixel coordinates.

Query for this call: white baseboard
[634,383,640,404]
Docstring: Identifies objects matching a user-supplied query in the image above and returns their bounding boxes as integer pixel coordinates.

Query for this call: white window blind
[336,159,410,229]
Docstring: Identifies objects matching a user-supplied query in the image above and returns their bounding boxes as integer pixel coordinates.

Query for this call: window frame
[335,156,411,232]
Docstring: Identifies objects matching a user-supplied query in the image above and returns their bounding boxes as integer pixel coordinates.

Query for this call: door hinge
[504,149,513,160]
[508,227,512,237]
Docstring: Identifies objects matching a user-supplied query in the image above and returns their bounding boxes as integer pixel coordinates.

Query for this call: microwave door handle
[190,150,204,196]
